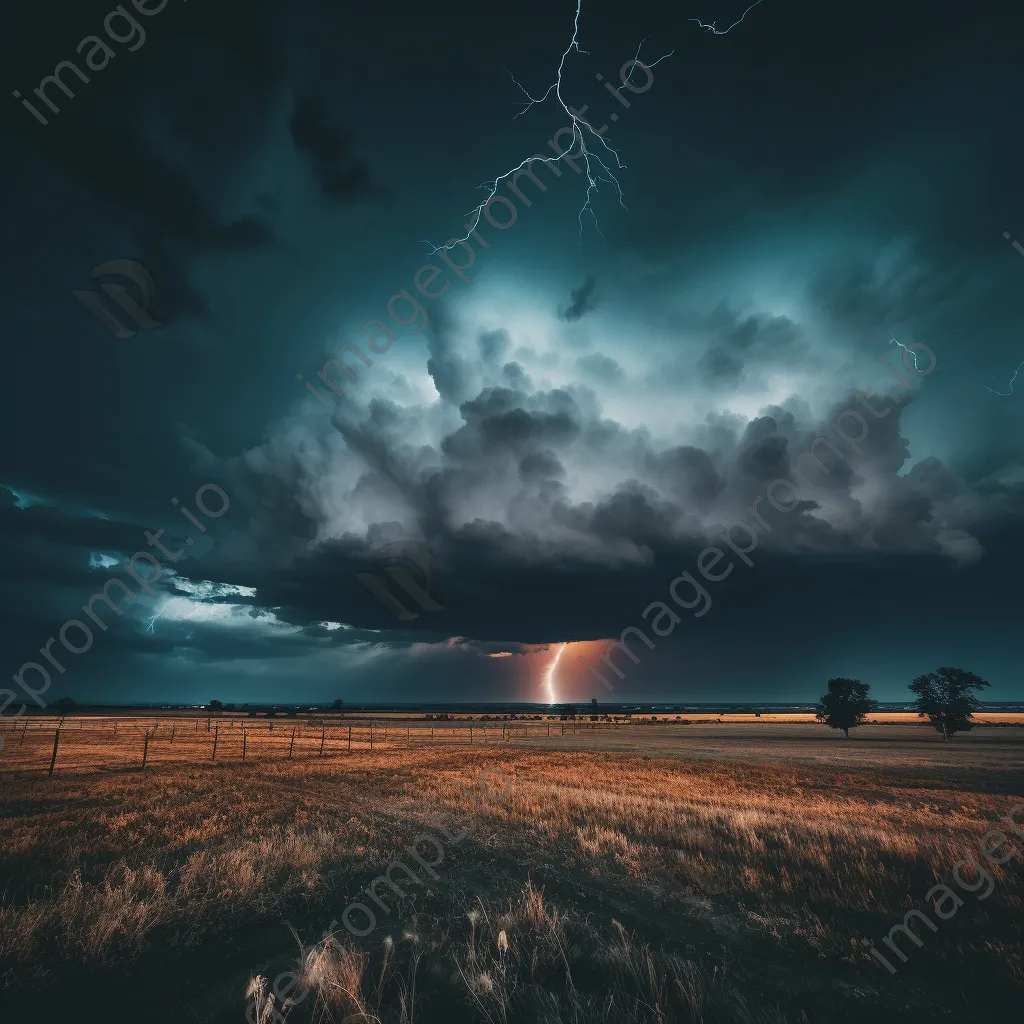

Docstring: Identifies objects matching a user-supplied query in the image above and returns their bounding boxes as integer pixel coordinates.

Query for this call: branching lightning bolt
[966,358,1024,396]
[426,0,673,252]
[689,0,766,35]
[144,602,167,634]
[979,231,1024,395]
[892,332,1022,397]
[888,333,926,372]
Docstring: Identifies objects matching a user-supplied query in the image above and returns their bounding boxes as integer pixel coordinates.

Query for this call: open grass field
[1,718,1022,1023]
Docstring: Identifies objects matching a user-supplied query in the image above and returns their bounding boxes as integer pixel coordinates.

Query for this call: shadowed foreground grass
[0,727,1021,1022]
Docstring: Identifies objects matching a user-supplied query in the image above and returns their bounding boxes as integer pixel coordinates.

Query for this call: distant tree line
[816,667,991,740]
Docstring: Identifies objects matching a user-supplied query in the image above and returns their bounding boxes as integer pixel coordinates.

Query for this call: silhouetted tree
[816,678,875,738]
[910,666,990,740]
[332,699,344,709]
[208,699,224,712]
[53,697,77,709]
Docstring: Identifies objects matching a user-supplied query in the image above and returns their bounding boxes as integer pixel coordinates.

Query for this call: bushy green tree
[909,667,990,740]
[816,678,876,738]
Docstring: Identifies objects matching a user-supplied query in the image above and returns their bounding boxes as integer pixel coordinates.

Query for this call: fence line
[0,715,637,776]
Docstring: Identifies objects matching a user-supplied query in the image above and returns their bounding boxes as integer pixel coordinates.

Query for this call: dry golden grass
[1,722,1021,1023]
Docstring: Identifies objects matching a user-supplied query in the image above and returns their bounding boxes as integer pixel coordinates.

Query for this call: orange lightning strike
[543,643,566,704]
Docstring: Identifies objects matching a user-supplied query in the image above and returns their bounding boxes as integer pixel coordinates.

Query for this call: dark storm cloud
[426,307,477,407]
[518,450,565,481]
[695,308,803,386]
[289,92,390,204]
[500,362,533,391]
[6,0,293,321]
[0,485,278,686]
[479,329,512,365]
[25,113,278,320]
[645,447,726,512]
[558,277,598,322]
[576,352,625,383]
[0,487,184,563]
[140,613,330,664]
[442,388,583,460]
[809,256,968,334]
[737,416,793,481]
[698,347,744,384]
[185,317,1024,650]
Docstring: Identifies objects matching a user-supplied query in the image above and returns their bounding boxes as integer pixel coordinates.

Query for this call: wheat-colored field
[0,718,1021,1023]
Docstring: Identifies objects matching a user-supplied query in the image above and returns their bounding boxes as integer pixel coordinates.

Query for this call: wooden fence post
[348,725,352,752]
[142,730,150,769]
[48,728,60,777]
[195,719,199,733]
[212,722,219,761]
[430,726,434,741]
[242,728,247,762]
[407,725,411,742]
[470,726,473,744]
[170,725,175,745]
[288,727,296,759]
[207,716,211,733]
[20,721,28,746]
[320,725,326,757]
